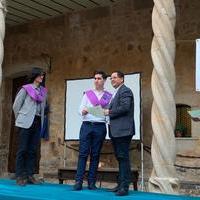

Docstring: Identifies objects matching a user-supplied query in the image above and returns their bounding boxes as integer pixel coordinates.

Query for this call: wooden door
[8,76,41,173]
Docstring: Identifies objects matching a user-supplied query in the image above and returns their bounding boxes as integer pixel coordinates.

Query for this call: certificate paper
[87,106,104,117]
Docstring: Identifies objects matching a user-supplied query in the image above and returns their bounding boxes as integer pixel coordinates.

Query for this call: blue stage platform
[0,179,199,200]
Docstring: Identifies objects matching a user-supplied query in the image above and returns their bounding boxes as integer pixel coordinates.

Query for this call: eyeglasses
[110,76,118,80]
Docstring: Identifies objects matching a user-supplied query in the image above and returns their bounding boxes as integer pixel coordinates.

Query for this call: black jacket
[109,84,135,138]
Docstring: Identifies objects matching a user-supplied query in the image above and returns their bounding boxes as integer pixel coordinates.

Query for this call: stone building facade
[0,0,200,192]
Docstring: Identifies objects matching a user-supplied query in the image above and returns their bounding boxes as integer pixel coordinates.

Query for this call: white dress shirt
[32,84,41,116]
[79,89,107,123]
[112,83,124,100]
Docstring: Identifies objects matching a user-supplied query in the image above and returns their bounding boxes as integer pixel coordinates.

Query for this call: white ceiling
[6,0,118,26]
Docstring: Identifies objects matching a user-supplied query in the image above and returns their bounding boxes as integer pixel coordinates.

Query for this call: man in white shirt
[73,70,112,191]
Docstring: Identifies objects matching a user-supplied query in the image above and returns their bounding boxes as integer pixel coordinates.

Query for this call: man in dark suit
[104,71,135,196]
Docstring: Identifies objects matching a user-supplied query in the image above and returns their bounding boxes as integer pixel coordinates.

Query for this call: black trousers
[75,121,106,184]
[111,135,132,188]
[15,116,41,178]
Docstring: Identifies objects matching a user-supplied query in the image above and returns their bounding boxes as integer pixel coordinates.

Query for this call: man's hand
[82,108,88,116]
[104,109,110,116]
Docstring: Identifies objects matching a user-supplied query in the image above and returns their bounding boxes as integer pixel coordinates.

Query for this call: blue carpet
[0,179,199,200]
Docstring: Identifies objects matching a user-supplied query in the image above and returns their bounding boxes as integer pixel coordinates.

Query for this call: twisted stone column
[148,0,179,194]
[0,0,6,87]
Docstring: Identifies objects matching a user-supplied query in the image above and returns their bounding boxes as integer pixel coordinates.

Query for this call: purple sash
[22,84,47,103]
[85,90,112,108]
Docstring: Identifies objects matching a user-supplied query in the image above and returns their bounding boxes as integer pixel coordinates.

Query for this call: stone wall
[0,78,12,176]
[0,0,200,187]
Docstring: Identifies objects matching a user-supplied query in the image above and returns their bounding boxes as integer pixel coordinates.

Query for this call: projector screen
[65,73,141,140]
[196,39,200,91]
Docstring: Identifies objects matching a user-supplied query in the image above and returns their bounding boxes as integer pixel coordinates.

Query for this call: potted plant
[175,123,187,137]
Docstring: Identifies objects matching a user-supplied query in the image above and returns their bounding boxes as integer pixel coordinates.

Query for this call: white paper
[87,106,104,117]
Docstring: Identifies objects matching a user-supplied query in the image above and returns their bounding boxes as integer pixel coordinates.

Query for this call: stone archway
[0,68,31,176]
[0,63,45,176]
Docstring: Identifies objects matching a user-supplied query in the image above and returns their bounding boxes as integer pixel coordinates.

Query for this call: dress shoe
[27,176,41,184]
[73,182,82,191]
[115,188,129,196]
[16,177,26,186]
[88,183,97,190]
[107,185,120,192]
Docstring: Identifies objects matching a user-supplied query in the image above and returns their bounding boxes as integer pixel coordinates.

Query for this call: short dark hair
[114,71,124,79]
[94,70,107,80]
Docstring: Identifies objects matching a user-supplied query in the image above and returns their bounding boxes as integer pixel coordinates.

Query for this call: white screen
[196,39,200,91]
[65,73,141,140]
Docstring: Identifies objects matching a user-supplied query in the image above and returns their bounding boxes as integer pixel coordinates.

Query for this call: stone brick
[0,1,200,195]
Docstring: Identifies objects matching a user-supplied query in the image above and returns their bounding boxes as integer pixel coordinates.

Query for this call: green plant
[175,123,187,137]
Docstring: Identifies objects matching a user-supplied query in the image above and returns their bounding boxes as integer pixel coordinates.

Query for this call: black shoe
[107,185,120,192]
[73,182,82,191]
[16,177,26,186]
[88,183,97,190]
[115,188,128,196]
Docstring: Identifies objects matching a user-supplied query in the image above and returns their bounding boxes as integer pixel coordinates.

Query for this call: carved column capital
[0,0,7,14]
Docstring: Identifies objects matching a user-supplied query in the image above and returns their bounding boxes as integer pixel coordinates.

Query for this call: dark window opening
[175,104,191,138]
